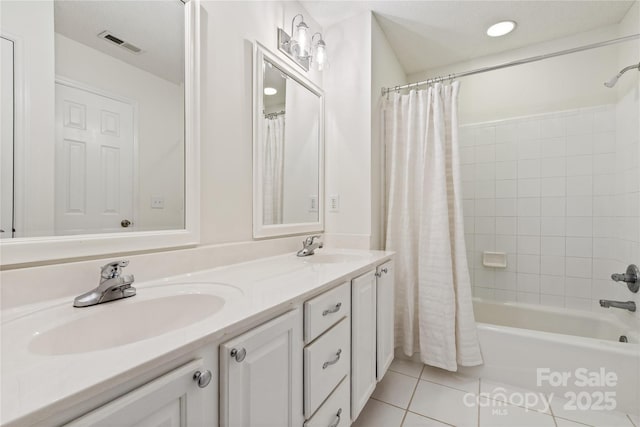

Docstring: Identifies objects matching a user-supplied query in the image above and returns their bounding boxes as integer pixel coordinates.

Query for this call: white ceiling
[301,0,636,74]
[54,0,185,84]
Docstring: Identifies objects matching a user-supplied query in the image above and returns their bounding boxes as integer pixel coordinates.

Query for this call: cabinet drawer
[304,317,350,418]
[304,376,350,427]
[305,281,350,343]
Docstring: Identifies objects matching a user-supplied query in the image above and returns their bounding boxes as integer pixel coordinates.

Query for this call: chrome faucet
[611,264,639,293]
[599,299,636,312]
[297,235,323,257]
[73,260,136,307]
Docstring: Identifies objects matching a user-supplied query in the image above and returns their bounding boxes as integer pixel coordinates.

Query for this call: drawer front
[304,317,351,418]
[304,376,350,427]
[305,282,351,343]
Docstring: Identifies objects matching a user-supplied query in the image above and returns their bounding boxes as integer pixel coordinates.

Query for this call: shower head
[604,62,640,88]
[604,73,621,88]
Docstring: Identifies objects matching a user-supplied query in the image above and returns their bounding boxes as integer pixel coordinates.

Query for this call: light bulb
[486,21,516,37]
[314,41,327,71]
[264,87,277,96]
[293,21,310,58]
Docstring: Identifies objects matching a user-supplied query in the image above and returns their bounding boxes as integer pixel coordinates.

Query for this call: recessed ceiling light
[264,87,277,96]
[487,21,517,37]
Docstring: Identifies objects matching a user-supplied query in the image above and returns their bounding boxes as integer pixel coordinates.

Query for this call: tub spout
[599,299,636,312]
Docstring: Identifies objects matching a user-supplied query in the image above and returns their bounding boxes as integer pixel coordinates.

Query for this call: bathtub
[460,299,640,415]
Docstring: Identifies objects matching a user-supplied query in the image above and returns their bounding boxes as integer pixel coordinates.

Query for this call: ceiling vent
[97,30,142,54]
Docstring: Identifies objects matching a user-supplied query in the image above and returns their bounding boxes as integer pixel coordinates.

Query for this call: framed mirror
[253,43,324,238]
[0,0,199,265]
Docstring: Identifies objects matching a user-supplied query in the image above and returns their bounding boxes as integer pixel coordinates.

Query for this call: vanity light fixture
[278,14,328,72]
[264,87,277,96]
[312,32,328,71]
[486,20,517,37]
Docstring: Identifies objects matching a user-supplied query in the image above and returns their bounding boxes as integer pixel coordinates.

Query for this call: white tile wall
[460,102,640,313]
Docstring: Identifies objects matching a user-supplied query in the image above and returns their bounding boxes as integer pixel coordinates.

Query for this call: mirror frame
[0,0,200,266]
[252,42,324,239]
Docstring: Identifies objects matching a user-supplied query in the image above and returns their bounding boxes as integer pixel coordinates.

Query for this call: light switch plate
[329,195,340,212]
[151,196,165,209]
[308,195,318,213]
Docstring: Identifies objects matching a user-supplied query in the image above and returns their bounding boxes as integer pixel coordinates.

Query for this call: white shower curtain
[263,115,285,225]
[383,82,483,371]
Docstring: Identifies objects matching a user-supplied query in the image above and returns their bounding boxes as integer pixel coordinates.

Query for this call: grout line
[477,378,482,427]
[369,397,412,413]
[553,414,595,426]
[408,365,426,405]
[399,408,409,427]
[482,393,551,415]
[405,410,457,427]
[403,364,459,427]
[419,377,479,395]
[387,366,425,380]
[398,365,426,427]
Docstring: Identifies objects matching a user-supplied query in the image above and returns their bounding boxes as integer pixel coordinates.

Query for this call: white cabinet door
[376,260,395,381]
[351,270,377,421]
[65,359,209,426]
[220,309,304,427]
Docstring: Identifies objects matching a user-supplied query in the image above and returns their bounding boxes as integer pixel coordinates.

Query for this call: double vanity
[1,249,394,426]
[0,2,389,425]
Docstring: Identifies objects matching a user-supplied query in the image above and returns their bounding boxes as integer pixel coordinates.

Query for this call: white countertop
[1,249,393,426]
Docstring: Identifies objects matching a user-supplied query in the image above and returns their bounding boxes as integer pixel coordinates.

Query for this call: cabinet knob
[375,267,388,278]
[230,347,247,363]
[322,349,342,369]
[329,408,342,427]
[193,370,212,388]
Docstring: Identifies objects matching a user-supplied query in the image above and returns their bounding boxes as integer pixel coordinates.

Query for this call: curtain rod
[381,33,640,96]
[264,110,285,118]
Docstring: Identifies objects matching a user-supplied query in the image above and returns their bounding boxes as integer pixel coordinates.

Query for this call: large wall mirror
[0,0,199,265]
[253,43,324,238]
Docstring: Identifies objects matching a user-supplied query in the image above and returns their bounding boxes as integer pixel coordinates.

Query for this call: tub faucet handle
[611,264,639,293]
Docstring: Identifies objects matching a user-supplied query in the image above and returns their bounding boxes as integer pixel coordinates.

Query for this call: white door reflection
[55,82,135,235]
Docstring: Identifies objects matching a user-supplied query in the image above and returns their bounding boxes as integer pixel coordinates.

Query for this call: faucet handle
[305,235,322,245]
[100,260,129,279]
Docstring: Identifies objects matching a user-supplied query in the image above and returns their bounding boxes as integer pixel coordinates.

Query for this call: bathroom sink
[302,253,366,264]
[27,283,238,355]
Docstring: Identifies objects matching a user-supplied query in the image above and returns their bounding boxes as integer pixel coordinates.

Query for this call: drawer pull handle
[230,347,247,363]
[322,302,342,316]
[328,408,342,427]
[322,349,342,369]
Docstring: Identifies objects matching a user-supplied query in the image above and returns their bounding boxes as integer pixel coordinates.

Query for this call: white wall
[408,24,625,125]
[323,12,372,249]
[1,1,55,237]
[55,34,185,232]
[200,0,322,244]
[371,14,406,250]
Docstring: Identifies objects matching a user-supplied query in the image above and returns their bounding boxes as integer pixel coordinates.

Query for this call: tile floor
[352,358,638,427]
